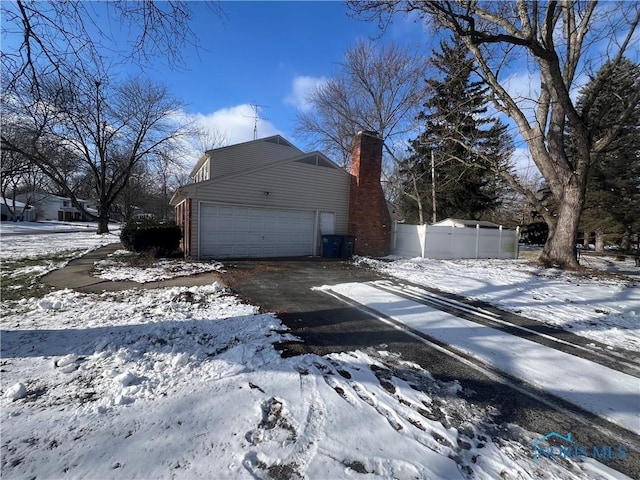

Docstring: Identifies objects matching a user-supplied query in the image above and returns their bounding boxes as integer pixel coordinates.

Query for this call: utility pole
[431,149,437,224]
[419,132,437,224]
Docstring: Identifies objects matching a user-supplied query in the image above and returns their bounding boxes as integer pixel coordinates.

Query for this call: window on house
[295,154,339,170]
[264,136,294,148]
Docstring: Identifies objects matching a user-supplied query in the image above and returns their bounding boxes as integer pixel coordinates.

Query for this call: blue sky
[138,1,428,159]
[0,0,429,167]
[1,0,525,170]
[8,1,635,174]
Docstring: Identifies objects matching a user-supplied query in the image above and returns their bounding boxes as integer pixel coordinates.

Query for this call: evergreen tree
[399,37,512,223]
[572,58,640,251]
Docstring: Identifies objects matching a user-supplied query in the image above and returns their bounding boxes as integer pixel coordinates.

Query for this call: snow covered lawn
[0,230,635,479]
[1,228,123,301]
[92,249,224,283]
[0,220,120,237]
[357,256,640,354]
[1,226,121,262]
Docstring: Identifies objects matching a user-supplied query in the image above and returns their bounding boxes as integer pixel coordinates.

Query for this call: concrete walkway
[40,243,223,293]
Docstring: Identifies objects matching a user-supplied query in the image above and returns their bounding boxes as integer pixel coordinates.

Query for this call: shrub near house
[120,220,182,257]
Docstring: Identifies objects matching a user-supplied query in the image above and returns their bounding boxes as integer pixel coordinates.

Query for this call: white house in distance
[0,197,36,222]
[15,193,98,222]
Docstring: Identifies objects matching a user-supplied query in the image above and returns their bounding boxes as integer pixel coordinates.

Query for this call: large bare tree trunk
[349,2,640,269]
[540,181,583,269]
[97,216,110,235]
[595,231,605,253]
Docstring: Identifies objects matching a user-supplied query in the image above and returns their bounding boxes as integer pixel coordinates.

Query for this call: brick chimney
[348,131,391,256]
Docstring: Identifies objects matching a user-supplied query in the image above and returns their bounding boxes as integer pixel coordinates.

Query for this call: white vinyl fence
[392,223,519,259]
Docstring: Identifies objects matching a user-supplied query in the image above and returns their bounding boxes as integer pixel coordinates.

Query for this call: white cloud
[503,71,541,120]
[175,105,282,170]
[284,75,327,112]
[189,104,281,145]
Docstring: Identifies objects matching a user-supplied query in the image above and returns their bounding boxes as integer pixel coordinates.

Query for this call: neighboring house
[0,197,36,222]
[15,193,98,221]
[171,132,391,259]
[433,218,503,229]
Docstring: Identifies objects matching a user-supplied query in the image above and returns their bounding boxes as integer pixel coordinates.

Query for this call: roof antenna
[244,103,270,140]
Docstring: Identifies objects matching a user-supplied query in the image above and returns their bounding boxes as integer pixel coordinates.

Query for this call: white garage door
[199,204,315,258]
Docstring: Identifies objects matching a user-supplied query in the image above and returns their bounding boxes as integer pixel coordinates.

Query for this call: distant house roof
[433,218,504,229]
[0,197,31,209]
[18,192,94,204]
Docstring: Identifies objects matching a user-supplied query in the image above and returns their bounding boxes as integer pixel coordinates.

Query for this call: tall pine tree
[398,37,512,224]
[572,58,640,251]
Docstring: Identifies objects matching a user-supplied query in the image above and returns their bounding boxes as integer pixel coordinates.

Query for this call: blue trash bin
[322,235,342,258]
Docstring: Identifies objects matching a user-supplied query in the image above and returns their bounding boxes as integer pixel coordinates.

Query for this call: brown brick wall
[348,131,391,256]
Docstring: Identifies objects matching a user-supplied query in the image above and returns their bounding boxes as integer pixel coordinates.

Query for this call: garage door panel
[200,204,315,258]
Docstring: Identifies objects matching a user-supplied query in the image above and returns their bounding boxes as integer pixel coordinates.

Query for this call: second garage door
[199,204,315,258]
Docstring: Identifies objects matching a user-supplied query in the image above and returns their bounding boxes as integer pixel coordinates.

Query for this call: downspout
[313,210,319,256]
[197,200,202,260]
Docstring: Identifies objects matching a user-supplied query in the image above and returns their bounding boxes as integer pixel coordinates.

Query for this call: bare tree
[351,1,640,269]
[1,0,224,232]
[1,1,223,101]
[151,148,188,220]
[196,128,229,153]
[1,71,190,233]
[295,39,429,169]
[0,149,41,220]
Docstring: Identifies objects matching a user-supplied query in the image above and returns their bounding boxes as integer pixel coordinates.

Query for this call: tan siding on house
[189,160,349,258]
[208,139,302,179]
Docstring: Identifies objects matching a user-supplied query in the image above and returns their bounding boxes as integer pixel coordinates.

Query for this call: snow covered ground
[1,222,121,262]
[1,229,637,479]
[0,220,121,236]
[356,256,640,354]
[322,281,639,435]
[93,249,224,283]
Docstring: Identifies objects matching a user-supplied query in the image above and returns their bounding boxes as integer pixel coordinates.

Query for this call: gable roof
[189,135,303,178]
[0,197,31,209]
[171,150,348,205]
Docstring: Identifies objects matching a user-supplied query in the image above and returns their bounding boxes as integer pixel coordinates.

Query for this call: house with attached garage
[14,192,98,222]
[170,131,391,259]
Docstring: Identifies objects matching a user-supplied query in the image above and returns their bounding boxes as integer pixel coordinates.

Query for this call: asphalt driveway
[222,258,639,478]
[38,250,640,477]
[221,258,395,355]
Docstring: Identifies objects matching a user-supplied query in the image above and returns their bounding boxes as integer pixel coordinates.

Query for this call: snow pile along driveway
[92,249,224,283]
[358,256,640,353]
